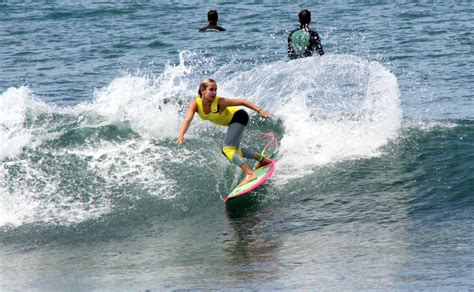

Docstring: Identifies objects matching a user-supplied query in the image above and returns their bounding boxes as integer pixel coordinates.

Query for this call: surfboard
[223,131,279,204]
[224,161,276,204]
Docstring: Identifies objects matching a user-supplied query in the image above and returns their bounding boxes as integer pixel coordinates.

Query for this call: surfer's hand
[176,136,184,144]
[258,110,271,118]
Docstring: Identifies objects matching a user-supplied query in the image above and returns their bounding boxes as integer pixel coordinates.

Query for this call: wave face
[0,53,401,228]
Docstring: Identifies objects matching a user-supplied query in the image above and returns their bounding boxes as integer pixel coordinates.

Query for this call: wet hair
[207,10,218,23]
[198,78,216,97]
[298,9,311,25]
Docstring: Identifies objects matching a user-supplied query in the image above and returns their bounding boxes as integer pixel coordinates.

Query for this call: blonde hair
[198,78,216,97]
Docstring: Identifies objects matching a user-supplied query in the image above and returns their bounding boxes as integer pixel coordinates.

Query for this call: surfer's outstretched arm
[177,101,197,144]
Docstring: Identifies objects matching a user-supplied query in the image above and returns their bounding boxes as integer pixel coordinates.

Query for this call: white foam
[0,155,113,227]
[0,138,180,228]
[0,53,202,228]
[0,87,33,160]
[76,51,204,139]
[223,55,402,180]
[69,139,178,200]
[0,52,403,227]
[76,75,178,139]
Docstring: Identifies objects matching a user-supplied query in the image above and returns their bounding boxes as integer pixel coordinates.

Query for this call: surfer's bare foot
[255,156,273,169]
[238,174,257,186]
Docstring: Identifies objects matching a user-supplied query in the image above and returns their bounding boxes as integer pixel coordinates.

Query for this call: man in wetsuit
[199,10,226,32]
[288,9,324,60]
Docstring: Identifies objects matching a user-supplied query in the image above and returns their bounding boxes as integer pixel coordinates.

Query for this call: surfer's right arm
[177,100,197,144]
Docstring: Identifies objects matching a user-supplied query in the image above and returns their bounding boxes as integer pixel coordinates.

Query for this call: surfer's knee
[229,109,249,126]
[222,146,244,166]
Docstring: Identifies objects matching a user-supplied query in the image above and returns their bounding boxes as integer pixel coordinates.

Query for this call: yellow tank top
[195,96,240,126]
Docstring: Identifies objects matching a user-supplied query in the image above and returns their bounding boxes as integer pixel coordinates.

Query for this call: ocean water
[1,1,473,290]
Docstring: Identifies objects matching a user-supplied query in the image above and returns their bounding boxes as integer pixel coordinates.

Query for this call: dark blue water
[1,2,473,290]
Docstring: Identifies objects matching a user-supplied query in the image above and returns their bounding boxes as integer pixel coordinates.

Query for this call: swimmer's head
[208,10,218,24]
[298,9,311,26]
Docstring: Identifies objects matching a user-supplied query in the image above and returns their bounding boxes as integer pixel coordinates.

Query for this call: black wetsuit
[287,26,324,60]
[199,23,226,32]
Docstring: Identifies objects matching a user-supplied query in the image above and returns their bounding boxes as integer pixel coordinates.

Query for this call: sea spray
[224,55,401,179]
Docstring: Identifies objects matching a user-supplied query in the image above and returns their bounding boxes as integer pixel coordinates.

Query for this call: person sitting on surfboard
[177,78,273,186]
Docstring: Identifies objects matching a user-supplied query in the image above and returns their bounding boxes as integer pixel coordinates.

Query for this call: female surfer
[177,78,273,186]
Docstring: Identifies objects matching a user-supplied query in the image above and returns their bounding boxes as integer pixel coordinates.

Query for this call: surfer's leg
[223,127,257,184]
[222,109,252,166]
[241,147,257,159]
[238,163,257,186]
[254,153,273,169]
[240,147,272,169]
[222,122,246,167]
[222,113,258,185]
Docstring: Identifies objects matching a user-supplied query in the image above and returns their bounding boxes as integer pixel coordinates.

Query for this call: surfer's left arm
[221,98,271,118]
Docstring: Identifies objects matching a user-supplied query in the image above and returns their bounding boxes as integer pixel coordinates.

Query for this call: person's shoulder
[287,28,299,42]
[199,25,226,32]
[288,27,299,35]
[217,96,231,103]
[189,99,198,110]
